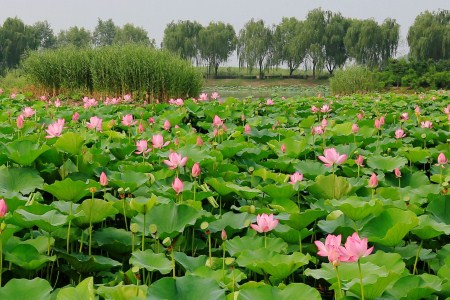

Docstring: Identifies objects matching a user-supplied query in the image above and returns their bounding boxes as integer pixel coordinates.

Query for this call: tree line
[0,8,448,78]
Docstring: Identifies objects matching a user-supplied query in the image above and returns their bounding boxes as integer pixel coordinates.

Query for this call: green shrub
[22,45,203,101]
[330,66,381,94]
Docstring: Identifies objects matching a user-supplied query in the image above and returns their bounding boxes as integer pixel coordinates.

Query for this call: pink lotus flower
[152,134,170,149]
[318,148,347,167]
[121,114,137,127]
[394,128,406,139]
[444,105,450,115]
[394,168,401,178]
[22,107,35,118]
[172,177,184,195]
[211,92,220,100]
[16,114,24,129]
[311,105,318,113]
[72,112,80,122]
[45,119,65,138]
[420,121,432,128]
[10,93,16,99]
[339,232,374,263]
[0,88,3,94]
[196,136,204,147]
[213,115,223,127]
[0,198,7,217]
[400,112,408,121]
[415,106,421,115]
[374,119,382,130]
[281,144,286,153]
[352,124,359,133]
[123,94,132,102]
[357,113,364,120]
[379,116,385,125]
[250,213,279,233]
[148,117,155,124]
[135,140,151,155]
[266,99,274,105]
[54,98,61,107]
[221,229,227,240]
[198,93,208,101]
[164,152,188,169]
[437,153,448,165]
[83,97,98,108]
[100,172,108,186]
[315,234,343,266]
[163,120,171,131]
[321,118,328,128]
[192,162,201,178]
[87,116,102,131]
[244,124,251,134]
[321,104,331,113]
[355,155,364,167]
[312,126,324,135]
[289,172,303,184]
[368,173,378,188]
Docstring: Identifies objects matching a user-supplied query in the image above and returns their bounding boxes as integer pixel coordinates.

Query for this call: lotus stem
[171,246,175,278]
[88,194,95,256]
[123,199,128,231]
[222,242,226,281]
[0,237,3,287]
[264,232,267,249]
[208,231,212,268]
[142,212,146,251]
[335,265,343,300]
[67,202,72,253]
[413,240,423,275]
[358,260,365,300]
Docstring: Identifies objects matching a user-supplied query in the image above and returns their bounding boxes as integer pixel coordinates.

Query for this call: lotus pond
[0,90,449,299]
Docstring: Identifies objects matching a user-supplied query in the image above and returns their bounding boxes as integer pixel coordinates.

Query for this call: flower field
[0,89,449,299]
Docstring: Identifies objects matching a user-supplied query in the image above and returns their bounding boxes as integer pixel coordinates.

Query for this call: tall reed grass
[330,66,381,95]
[22,45,203,101]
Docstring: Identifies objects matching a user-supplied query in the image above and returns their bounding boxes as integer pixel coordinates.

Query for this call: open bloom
[340,232,374,262]
[315,234,343,266]
[22,107,35,118]
[87,116,102,131]
[311,105,318,113]
[100,172,108,186]
[312,126,324,135]
[211,92,220,100]
[164,152,188,169]
[355,155,364,167]
[192,162,201,178]
[400,112,408,121]
[121,114,136,127]
[318,148,347,167]
[45,119,64,138]
[172,177,184,194]
[213,115,223,127]
[250,213,278,233]
[266,99,274,105]
[420,121,432,129]
[394,128,406,139]
[321,104,331,113]
[368,173,378,188]
[0,198,7,217]
[198,93,208,101]
[152,134,170,149]
[135,140,151,155]
[289,172,303,184]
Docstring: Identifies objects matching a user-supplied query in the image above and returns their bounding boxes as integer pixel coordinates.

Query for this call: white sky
[0,0,449,64]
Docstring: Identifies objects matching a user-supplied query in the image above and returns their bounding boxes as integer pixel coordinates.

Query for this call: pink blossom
[0,88,3,94]
[437,153,448,165]
[444,105,450,115]
[400,112,408,121]
[250,213,278,233]
[86,116,102,131]
[311,105,318,113]
[266,99,274,105]
[394,168,401,178]
[289,172,303,184]
[16,114,24,129]
[339,232,374,262]
[321,104,331,113]
[83,97,98,109]
[72,112,80,122]
[148,117,155,124]
[121,114,137,127]
[394,128,406,139]
[213,115,223,127]
[100,172,108,186]
[22,107,35,118]
[379,116,385,125]
[314,234,343,266]
[374,119,382,130]
[172,177,184,195]
[138,124,144,133]
[10,93,16,99]
[54,98,61,107]
[368,173,378,188]
[244,124,251,134]
[415,106,421,115]
[198,93,208,101]
[355,155,364,167]
[164,152,188,169]
[196,136,204,147]
[420,121,432,128]
[152,134,170,149]
[312,126,324,135]
[0,198,7,217]
[357,113,364,120]
[318,148,347,167]
[45,119,65,138]
[192,162,201,178]
[163,120,171,131]
[211,92,220,100]
[221,229,227,240]
[135,140,151,155]
[352,124,359,133]
[281,144,286,153]
[321,118,328,128]
[123,94,132,102]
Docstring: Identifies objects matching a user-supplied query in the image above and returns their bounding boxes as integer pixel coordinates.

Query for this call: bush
[22,45,203,101]
[330,66,381,94]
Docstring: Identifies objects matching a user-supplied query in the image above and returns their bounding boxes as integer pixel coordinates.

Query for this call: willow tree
[162,20,203,64]
[408,10,450,60]
[304,8,326,79]
[273,17,306,76]
[114,23,153,46]
[198,22,236,77]
[92,18,117,47]
[237,19,272,79]
[57,26,92,48]
[323,12,351,75]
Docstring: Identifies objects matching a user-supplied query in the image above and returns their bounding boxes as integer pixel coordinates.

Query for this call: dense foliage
[22,45,203,99]
[0,88,448,299]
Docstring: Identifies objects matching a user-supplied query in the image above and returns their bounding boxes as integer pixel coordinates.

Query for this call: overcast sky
[1,0,448,62]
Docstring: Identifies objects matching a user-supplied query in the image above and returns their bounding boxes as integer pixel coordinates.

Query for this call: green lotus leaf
[252,168,288,184]
[109,143,135,160]
[427,194,450,224]
[272,224,312,244]
[327,197,384,220]
[284,209,327,230]
[191,266,247,289]
[0,278,52,300]
[55,249,121,273]
[42,178,99,202]
[130,249,172,274]
[96,283,147,300]
[236,283,321,300]
[0,167,44,198]
[216,140,249,158]
[208,211,251,233]
[5,244,56,271]
[173,252,208,273]
[134,202,202,238]
[383,274,443,300]
[207,178,261,199]
[399,147,430,163]
[317,214,358,237]
[412,215,450,239]
[224,236,288,257]
[147,275,225,300]
[92,227,133,253]
[236,248,309,280]
[294,160,329,178]
[56,277,95,300]
[367,155,408,172]
[308,175,352,200]
[129,194,158,214]
[262,183,296,199]
[267,137,309,158]
[330,122,354,136]
[5,140,50,166]
[10,204,68,232]
[108,170,149,192]
[74,198,118,226]
[268,198,299,214]
[361,208,419,247]
[54,132,85,155]
[437,256,450,296]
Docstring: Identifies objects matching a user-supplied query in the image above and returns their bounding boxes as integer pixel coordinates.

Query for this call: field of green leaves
[0,89,449,299]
